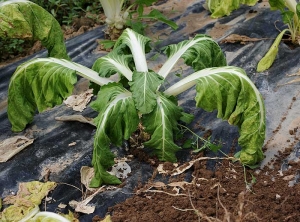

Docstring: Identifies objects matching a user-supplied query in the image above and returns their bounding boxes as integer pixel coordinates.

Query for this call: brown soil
[101,147,300,222]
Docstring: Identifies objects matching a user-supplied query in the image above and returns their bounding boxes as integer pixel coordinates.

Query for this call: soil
[101,147,300,222]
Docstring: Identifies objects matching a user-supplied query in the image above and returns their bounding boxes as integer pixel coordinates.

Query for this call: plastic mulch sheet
[0,0,299,220]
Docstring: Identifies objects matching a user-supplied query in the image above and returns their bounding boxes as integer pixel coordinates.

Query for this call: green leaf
[180,112,194,124]
[135,0,157,6]
[0,0,69,59]
[126,20,147,35]
[296,3,300,19]
[257,29,289,72]
[98,39,116,49]
[142,93,182,162]
[159,34,226,79]
[206,0,258,18]
[92,48,134,81]
[8,58,113,132]
[140,9,178,30]
[115,28,151,72]
[90,83,139,186]
[8,59,77,132]
[269,0,286,11]
[182,139,193,148]
[281,11,295,24]
[193,66,266,165]
[129,71,164,114]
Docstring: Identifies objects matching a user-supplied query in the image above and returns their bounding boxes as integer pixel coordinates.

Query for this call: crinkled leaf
[194,66,266,165]
[8,58,112,132]
[129,71,164,114]
[90,83,139,187]
[0,0,69,59]
[206,0,258,18]
[8,59,77,132]
[142,93,182,162]
[159,34,226,78]
[257,29,289,72]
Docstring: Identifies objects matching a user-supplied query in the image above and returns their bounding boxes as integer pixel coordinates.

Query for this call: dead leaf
[149,181,166,188]
[69,186,106,214]
[220,34,268,44]
[64,88,93,112]
[1,181,56,221]
[109,162,131,179]
[58,203,67,209]
[55,114,96,126]
[283,175,295,181]
[80,166,97,192]
[168,181,191,190]
[101,215,113,222]
[69,200,95,214]
[0,136,34,162]
[68,142,77,147]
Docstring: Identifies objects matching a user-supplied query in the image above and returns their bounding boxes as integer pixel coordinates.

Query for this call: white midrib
[157,96,166,160]
[158,37,213,78]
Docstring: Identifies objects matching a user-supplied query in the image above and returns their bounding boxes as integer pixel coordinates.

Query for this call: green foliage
[0,0,69,59]
[0,38,27,61]
[31,0,102,25]
[257,0,300,71]
[7,28,266,186]
[206,0,258,18]
[100,0,178,37]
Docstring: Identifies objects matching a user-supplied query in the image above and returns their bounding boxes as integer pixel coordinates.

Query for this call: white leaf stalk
[119,29,149,72]
[100,0,129,29]
[158,36,213,79]
[12,58,113,86]
[284,0,300,44]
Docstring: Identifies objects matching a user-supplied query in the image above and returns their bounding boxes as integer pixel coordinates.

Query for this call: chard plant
[205,0,258,18]
[2,0,266,188]
[99,0,178,39]
[0,0,69,60]
[257,0,300,72]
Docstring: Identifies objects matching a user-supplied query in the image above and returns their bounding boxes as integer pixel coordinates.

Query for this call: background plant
[257,0,300,72]
[99,0,178,40]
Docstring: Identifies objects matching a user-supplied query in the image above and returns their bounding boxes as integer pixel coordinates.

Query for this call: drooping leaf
[142,93,182,162]
[164,66,266,165]
[129,71,164,114]
[90,83,139,187]
[159,34,226,78]
[8,58,112,132]
[194,66,266,165]
[0,0,69,59]
[257,29,289,72]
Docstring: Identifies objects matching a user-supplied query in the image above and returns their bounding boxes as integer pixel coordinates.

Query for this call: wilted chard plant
[7,26,266,187]
[2,0,266,188]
